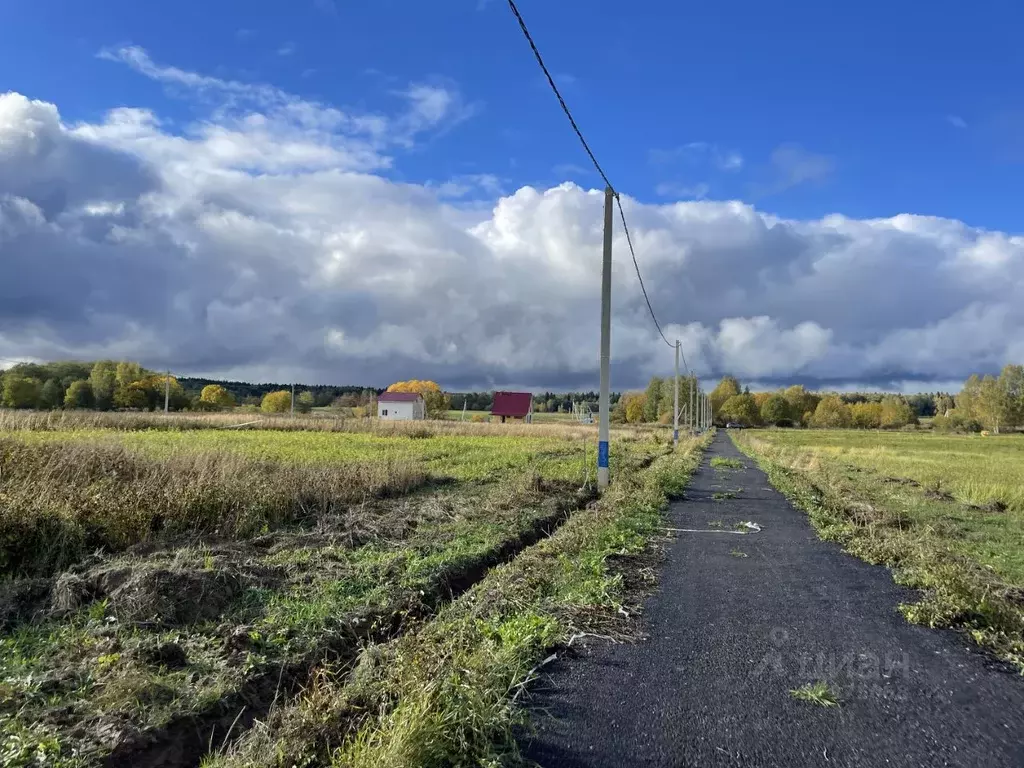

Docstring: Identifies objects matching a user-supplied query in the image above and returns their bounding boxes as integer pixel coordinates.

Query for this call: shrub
[850,402,883,429]
[39,379,65,410]
[63,380,94,409]
[721,393,760,426]
[811,396,852,428]
[200,384,235,408]
[932,411,983,433]
[761,394,791,426]
[1,375,41,409]
[879,396,915,429]
[261,390,292,413]
[296,391,315,414]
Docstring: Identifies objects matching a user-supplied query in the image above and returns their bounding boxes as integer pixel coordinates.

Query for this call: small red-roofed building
[491,391,533,424]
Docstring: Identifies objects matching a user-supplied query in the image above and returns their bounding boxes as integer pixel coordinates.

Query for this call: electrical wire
[505,0,612,191]
[614,198,675,349]
[506,0,676,351]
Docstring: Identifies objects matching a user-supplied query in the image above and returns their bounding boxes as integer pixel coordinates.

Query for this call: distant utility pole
[597,186,614,490]
[164,370,170,414]
[291,383,295,418]
[673,340,680,447]
[689,375,695,434]
[461,400,467,421]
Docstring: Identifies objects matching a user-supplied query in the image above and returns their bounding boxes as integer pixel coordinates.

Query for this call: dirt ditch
[92,486,596,768]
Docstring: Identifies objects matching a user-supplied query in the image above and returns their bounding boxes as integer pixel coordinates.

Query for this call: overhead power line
[505,0,675,350]
[615,200,675,349]
[505,0,612,190]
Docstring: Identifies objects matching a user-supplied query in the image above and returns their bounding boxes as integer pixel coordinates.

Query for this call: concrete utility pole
[689,375,695,434]
[291,383,295,418]
[164,370,170,414]
[673,340,680,447]
[597,186,614,489]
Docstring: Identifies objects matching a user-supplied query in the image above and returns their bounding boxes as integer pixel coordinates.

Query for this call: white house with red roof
[377,391,426,420]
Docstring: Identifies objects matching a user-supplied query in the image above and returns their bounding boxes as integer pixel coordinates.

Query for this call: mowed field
[0,410,706,767]
[444,409,579,423]
[734,429,1024,668]
[752,429,1024,513]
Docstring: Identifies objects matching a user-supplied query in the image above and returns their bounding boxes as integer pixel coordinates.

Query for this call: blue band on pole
[597,440,609,468]
[673,430,679,441]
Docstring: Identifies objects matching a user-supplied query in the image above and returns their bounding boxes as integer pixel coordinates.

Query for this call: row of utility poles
[671,340,712,447]
[598,187,712,490]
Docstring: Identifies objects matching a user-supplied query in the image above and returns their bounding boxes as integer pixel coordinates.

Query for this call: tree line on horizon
[0,360,609,415]
[1,359,1021,432]
[614,364,1024,433]
[0,361,382,414]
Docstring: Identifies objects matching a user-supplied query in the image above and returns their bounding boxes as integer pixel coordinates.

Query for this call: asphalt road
[522,432,1024,767]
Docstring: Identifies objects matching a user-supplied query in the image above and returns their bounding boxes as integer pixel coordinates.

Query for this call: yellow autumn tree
[200,384,235,408]
[386,380,451,418]
[261,390,292,414]
[621,392,647,424]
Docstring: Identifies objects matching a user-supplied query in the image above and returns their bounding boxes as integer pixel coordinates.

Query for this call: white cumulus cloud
[1,54,1023,392]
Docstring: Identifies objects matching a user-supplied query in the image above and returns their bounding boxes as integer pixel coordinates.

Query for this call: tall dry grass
[0,437,426,577]
[0,409,620,441]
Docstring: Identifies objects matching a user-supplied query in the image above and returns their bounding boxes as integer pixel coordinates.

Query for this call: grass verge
[205,433,712,768]
[733,432,1024,671]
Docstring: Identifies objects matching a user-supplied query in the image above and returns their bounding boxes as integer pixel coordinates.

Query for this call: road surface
[522,432,1024,767]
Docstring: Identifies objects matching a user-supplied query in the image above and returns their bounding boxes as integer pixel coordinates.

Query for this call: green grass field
[735,429,1024,669]
[0,412,696,767]
[445,409,579,423]
[12,425,619,483]
[750,429,1024,513]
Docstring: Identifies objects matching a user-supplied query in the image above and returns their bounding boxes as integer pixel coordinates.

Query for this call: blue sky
[2,1,1023,391]
[3,0,1022,230]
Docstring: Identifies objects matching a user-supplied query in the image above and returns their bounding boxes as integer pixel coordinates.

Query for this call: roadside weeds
[205,434,712,768]
[733,433,1024,672]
